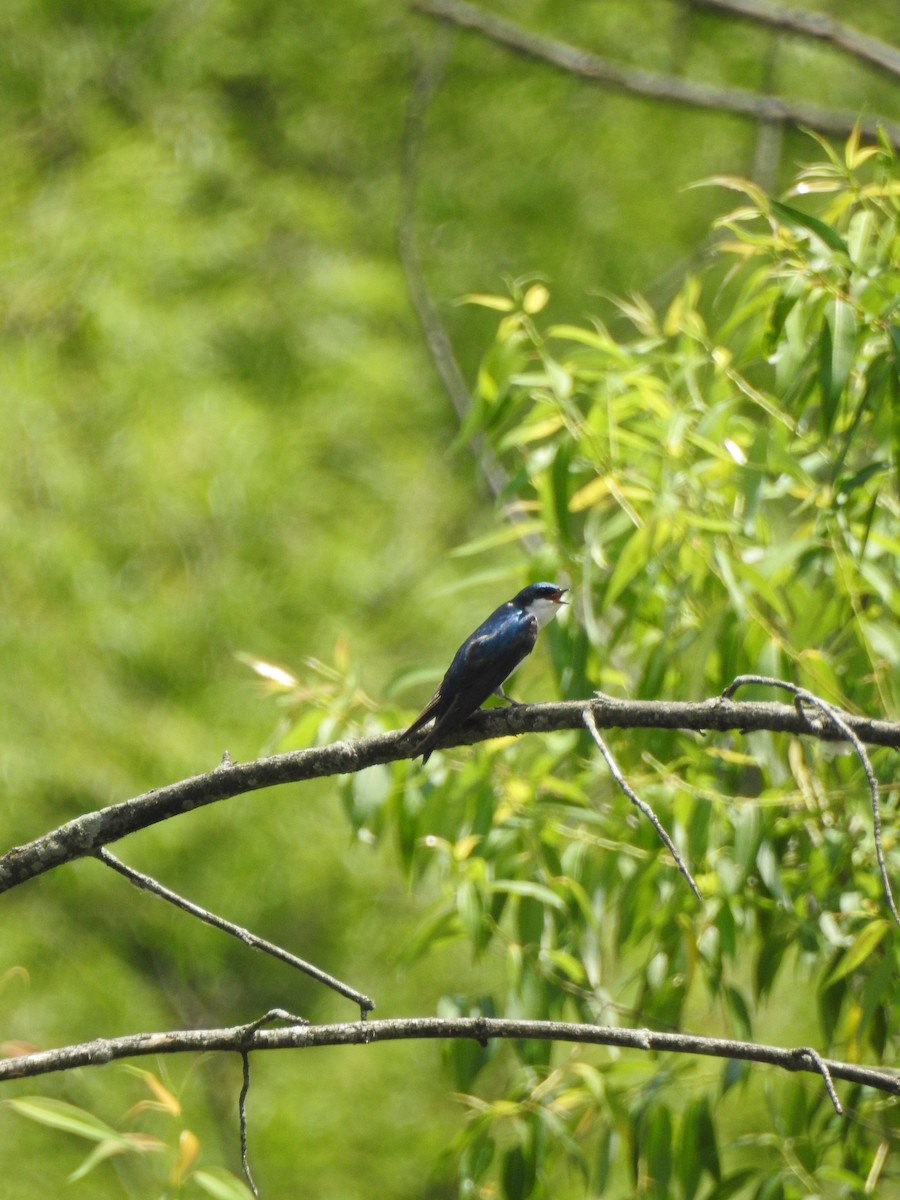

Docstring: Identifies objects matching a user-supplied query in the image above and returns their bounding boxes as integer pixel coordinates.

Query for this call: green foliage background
[0,1,897,1197]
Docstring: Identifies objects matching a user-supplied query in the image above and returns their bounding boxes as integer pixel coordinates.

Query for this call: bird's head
[513,582,568,628]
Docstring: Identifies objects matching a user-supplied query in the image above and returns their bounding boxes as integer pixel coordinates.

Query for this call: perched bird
[406,582,567,762]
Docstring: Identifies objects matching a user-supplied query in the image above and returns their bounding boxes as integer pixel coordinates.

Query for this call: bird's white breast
[527,597,563,629]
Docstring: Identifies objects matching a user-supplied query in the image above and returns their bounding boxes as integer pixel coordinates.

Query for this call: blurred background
[0,1,897,1195]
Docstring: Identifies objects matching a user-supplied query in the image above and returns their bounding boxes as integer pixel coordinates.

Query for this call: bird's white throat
[527,597,563,629]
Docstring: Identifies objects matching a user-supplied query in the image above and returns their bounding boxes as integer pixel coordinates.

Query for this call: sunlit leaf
[824,920,891,987]
[770,198,850,257]
[460,293,516,311]
[192,1168,257,1199]
[819,298,857,435]
[5,1098,119,1142]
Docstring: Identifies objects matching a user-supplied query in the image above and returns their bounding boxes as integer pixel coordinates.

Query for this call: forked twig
[95,849,376,1014]
[583,706,702,901]
[238,1009,308,1197]
[723,675,899,929]
[794,1045,842,1115]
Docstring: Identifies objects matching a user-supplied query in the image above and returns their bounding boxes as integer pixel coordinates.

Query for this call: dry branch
[689,0,900,80]
[2,1015,897,1103]
[412,0,900,149]
[1,695,897,894]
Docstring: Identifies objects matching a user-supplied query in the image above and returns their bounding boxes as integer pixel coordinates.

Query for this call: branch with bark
[688,0,900,80]
[4,680,897,1192]
[2,692,897,894]
[412,0,900,149]
[3,1013,898,1100]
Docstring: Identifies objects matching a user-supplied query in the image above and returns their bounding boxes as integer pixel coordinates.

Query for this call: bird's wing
[406,687,443,736]
[420,620,538,741]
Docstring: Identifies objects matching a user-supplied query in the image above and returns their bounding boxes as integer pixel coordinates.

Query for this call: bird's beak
[556,589,568,605]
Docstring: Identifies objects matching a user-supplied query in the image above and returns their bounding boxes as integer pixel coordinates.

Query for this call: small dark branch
[724,676,899,929]
[239,1051,257,1198]
[1,697,897,895]
[398,45,543,551]
[236,1011,306,1198]
[411,0,900,149]
[95,850,376,1013]
[397,46,473,429]
[2,1017,898,1100]
[690,0,900,81]
[793,1046,842,1115]
[583,707,702,901]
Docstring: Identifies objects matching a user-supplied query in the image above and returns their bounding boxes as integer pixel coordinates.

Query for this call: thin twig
[95,849,375,1014]
[412,0,900,150]
[689,0,900,81]
[583,706,702,901]
[398,43,543,552]
[723,675,899,929]
[239,1051,256,1198]
[794,1045,842,1115]
[1,698,897,894]
[237,1010,307,1197]
[2,1016,897,1099]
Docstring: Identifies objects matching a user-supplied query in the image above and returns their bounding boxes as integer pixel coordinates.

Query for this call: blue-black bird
[407,582,567,762]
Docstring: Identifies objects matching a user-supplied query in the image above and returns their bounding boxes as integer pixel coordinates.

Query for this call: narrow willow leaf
[604,523,650,608]
[824,920,891,987]
[192,1169,256,1200]
[819,298,857,435]
[5,1098,118,1142]
[459,293,515,311]
[770,199,850,257]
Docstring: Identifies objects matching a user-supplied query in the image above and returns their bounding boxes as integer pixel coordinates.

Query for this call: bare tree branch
[583,707,702,901]
[412,0,900,150]
[2,1015,897,1102]
[236,1011,306,1196]
[689,0,900,81]
[1,695,897,895]
[95,850,375,1014]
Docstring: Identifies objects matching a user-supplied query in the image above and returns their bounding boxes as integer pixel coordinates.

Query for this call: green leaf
[4,1098,119,1142]
[489,880,568,910]
[460,1135,495,1187]
[677,1100,703,1200]
[459,293,516,312]
[823,919,891,987]
[604,523,651,607]
[644,1103,673,1199]
[770,199,850,257]
[192,1168,257,1199]
[695,1097,721,1181]
[501,1141,536,1200]
[756,933,789,999]
[550,441,574,548]
[724,984,753,1040]
[819,298,857,435]
[456,879,485,942]
[450,522,547,557]
[69,1138,163,1183]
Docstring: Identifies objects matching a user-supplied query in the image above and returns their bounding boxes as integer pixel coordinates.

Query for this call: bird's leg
[493,686,522,705]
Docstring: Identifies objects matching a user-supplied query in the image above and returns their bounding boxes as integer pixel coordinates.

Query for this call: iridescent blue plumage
[407,582,567,762]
